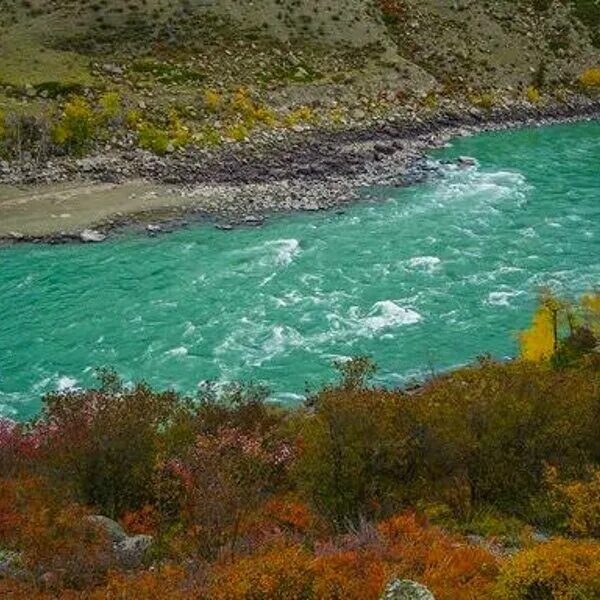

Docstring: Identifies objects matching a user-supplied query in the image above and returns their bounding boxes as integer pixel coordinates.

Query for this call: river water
[1,120,599,418]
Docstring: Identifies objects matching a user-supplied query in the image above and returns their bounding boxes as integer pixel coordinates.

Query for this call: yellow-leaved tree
[519,298,558,361]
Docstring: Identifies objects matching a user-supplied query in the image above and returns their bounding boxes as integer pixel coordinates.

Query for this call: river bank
[1,96,599,244]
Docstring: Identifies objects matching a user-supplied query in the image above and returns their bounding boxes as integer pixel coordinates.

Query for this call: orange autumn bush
[312,550,387,600]
[18,503,112,589]
[0,580,85,600]
[206,545,314,600]
[120,504,161,536]
[494,538,600,599]
[263,495,323,536]
[89,565,199,600]
[379,513,499,600]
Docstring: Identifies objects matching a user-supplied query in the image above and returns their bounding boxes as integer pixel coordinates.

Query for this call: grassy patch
[130,59,206,85]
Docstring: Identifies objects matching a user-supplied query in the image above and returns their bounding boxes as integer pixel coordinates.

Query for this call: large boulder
[382,579,436,600]
[86,515,127,544]
[87,515,152,569]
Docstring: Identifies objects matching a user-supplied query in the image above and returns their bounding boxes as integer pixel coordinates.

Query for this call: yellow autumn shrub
[52,96,96,154]
[203,88,222,112]
[545,465,600,537]
[519,303,556,361]
[284,106,318,128]
[580,68,600,88]
[494,538,600,600]
[98,92,122,121]
[526,85,541,104]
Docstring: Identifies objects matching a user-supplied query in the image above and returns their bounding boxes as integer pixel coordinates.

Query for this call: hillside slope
[0,0,598,162]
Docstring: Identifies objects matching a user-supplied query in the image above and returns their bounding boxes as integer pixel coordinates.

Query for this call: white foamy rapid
[57,376,79,392]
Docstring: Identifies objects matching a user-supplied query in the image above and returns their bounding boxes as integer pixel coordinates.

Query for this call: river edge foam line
[1,98,600,245]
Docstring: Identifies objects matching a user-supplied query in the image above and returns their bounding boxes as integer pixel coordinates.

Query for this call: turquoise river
[1,121,599,419]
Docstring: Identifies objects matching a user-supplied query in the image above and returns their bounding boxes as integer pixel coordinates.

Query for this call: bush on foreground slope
[0,292,599,598]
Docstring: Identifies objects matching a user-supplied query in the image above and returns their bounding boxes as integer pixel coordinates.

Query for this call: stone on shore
[80,229,107,243]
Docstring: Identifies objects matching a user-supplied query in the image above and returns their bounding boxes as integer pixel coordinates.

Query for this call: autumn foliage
[0,295,599,598]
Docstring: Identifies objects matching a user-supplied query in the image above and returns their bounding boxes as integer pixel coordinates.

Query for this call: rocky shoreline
[1,96,599,245]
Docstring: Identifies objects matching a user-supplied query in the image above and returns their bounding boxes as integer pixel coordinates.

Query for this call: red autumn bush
[0,418,41,475]
[263,495,323,537]
[160,426,293,558]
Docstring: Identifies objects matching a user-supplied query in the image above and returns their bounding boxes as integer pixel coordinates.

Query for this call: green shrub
[38,371,193,518]
[31,81,84,99]
[225,122,249,142]
[294,358,600,526]
[295,359,420,527]
[572,0,600,46]
[138,122,170,154]
[98,91,122,123]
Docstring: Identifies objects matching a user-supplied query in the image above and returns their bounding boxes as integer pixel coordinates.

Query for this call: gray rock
[457,155,477,168]
[243,215,264,225]
[0,550,23,578]
[80,229,107,243]
[374,142,396,156]
[102,63,124,76]
[381,579,435,600]
[86,515,127,543]
[114,534,153,570]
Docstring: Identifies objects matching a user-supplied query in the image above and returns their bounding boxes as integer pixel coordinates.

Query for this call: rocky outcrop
[382,579,436,600]
[87,515,152,569]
